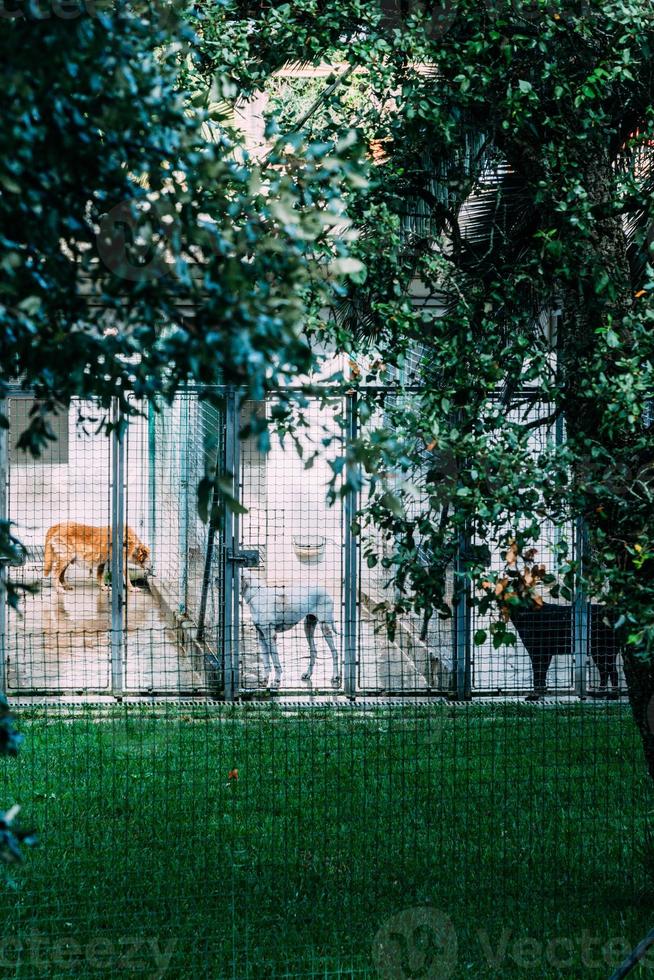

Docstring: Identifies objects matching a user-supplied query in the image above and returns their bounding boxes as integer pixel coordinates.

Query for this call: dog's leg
[605,651,619,697]
[56,560,73,593]
[123,556,133,593]
[606,642,620,692]
[260,626,282,687]
[267,629,282,688]
[255,626,272,688]
[526,652,550,701]
[610,661,619,691]
[255,626,282,688]
[96,562,108,592]
[321,620,341,688]
[302,615,318,682]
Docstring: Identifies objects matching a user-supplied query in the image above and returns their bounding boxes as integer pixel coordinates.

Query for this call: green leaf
[330,257,367,284]
[0,175,20,194]
[379,491,404,518]
[18,296,42,316]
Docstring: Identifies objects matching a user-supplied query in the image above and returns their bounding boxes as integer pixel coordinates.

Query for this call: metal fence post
[223,388,241,701]
[110,400,125,697]
[147,398,157,575]
[454,531,472,699]
[573,518,589,698]
[0,398,7,694]
[180,396,191,612]
[343,392,359,698]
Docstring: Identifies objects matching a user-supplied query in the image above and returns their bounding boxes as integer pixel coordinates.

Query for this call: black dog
[510,603,620,698]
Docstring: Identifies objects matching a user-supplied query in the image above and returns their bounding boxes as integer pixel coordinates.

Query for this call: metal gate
[2,393,126,696]
[228,389,456,698]
[229,391,353,697]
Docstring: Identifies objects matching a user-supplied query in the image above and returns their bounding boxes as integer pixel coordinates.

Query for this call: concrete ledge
[146,576,221,692]
[360,589,453,692]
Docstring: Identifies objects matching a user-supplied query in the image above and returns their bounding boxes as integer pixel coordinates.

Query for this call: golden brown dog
[44,523,150,593]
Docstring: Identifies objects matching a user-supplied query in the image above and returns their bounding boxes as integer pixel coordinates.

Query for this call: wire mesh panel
[465,399,627,699]
[123,398,186,694]
[0,699,647,978]
[357,501,456,694]
[6,398,115,693]
[4,390,226,697]
[145,391,224,694]
[470,519,576,696]
[359,575,458,695]
[238,396,345,692]
[469,402,576,697]
[356,392,455,694]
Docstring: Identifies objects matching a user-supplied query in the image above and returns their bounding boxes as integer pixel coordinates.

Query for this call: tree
[198,1,654,780]
[0,1,362,456]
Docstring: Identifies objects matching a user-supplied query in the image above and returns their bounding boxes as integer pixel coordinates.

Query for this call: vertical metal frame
[223,388,241,701]
[179,396,191,612]
[147,399,157,577]
[110,399,125,696]
[343,392,359,698]
[573,518,589,697]
[0,398,7,694]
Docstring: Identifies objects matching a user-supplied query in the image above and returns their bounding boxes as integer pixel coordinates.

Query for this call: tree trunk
[556,159,654,779]
[622,650,654,781]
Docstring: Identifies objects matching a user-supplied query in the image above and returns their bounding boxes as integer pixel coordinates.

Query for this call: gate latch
[227,549,261,568]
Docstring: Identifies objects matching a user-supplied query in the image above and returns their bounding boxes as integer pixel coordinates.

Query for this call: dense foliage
[0,2,363,456]
[195,0,654,777]
[0,696,35,865]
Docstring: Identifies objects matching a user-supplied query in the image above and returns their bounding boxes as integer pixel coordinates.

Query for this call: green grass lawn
[0,701,652,978]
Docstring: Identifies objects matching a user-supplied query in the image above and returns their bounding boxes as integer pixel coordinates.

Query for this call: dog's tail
[43,527,55,577]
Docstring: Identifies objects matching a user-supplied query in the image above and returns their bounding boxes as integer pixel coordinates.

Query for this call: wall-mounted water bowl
[292,535,327,563]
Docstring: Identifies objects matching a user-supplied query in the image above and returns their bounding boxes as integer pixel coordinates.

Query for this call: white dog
[241,569,340,689]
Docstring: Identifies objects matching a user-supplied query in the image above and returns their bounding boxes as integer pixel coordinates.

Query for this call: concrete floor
[239,613,428,692]
[6,565,622,697]
[7,567,203,694]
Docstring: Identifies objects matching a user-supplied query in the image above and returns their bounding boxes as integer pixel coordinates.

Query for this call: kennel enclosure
[0,385,624,700]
